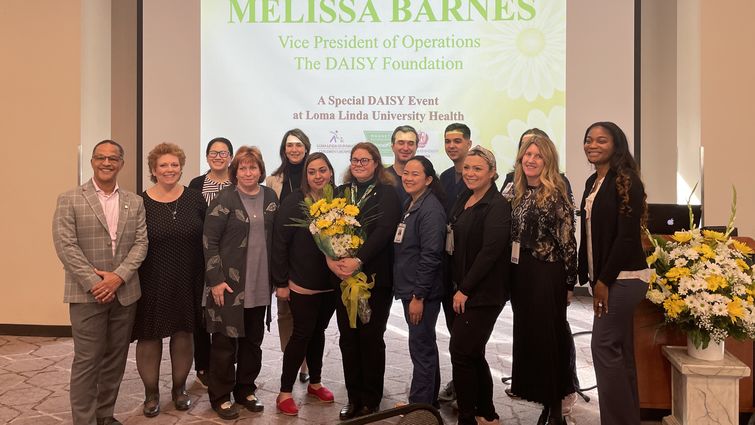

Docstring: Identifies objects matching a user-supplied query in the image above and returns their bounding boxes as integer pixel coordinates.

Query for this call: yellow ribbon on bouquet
[340,272,375,328]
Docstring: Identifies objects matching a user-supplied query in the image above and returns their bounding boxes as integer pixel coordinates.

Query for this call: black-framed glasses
[350,157,372,166]
[208,150,230,158]
[92,155,122,163]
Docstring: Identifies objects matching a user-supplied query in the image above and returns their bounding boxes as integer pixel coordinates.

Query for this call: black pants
[280,290,336,392]
[450,304,503,425]
[208,306,266,406]
[592,279,648,425]
[335,286,393,409]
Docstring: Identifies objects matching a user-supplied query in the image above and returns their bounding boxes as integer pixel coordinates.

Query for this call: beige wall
[700,0,755,235]
[0,1,82,325]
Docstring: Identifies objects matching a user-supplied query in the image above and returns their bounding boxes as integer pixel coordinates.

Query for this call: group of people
[53,120,651,425]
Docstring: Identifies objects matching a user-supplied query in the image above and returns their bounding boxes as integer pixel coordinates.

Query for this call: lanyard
[350,181,376,208]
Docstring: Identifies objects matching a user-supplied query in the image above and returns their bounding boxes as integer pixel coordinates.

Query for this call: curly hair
[512,135,570,208]
[584,122,647,227]
[147,142,186,183]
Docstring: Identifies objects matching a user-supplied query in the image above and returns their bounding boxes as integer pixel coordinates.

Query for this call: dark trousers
[450,304,503,425]
[592,279,648,425]
[402,298,441,405]
[335,286,393,409]
[280,290,336,392]
[208,306,266,406]
[193,286,211,372]
[69,301,136,425]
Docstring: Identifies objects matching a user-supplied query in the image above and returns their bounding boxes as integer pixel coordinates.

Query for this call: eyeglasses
[350,158,373,166]
[208,150,230,158]
[92,155,122,163]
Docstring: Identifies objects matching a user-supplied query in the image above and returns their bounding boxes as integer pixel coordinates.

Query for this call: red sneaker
[307,385,335,403]
[276,397,299,416]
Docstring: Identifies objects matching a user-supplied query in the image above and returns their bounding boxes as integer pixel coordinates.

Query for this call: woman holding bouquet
[393,156,447,407]
[448,146,511,425]
[509,135,576,425]
[328,142,402,420]
[266,129,313,384]
[203,146,278,420]
[579,122,650,425]
[271,152,337,416]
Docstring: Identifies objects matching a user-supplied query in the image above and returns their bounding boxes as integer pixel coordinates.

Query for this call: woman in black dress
[188,136,233,386]
[133,143,206,417]
[327,142,402,420]
[272,152,338,416]
[448,146,511,425]
[579,122,650,425]
[509,135,577,425]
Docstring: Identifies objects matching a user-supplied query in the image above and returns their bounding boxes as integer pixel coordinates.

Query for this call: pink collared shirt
[92,179,120,255]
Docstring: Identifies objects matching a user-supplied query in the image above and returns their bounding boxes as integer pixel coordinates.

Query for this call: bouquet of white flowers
[645,189,755,348]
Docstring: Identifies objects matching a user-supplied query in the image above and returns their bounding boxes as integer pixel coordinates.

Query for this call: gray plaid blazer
[53,179,148,305]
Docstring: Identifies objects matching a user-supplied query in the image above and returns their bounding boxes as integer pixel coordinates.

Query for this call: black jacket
[449,185,511,307]
[271,190,331,291]
[334,181,402,289]
[188,174,206,192]
[578,169,647,286]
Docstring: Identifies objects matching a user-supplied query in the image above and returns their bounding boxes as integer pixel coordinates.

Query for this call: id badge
[394,223,406,244]
[445,224,455,255]
[511,241,521,264]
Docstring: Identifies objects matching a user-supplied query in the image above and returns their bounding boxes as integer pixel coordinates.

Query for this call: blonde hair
[513,135,571,208]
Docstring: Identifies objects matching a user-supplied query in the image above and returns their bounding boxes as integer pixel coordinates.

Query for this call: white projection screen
[141,0,635,192]
[200,0,566,175]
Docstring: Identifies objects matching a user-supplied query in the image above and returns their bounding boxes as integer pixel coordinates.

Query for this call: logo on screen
[329,130,344,144]
[418,131,429,149]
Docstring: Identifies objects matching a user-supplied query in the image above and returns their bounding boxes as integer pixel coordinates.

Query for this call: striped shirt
[201,176,232,205]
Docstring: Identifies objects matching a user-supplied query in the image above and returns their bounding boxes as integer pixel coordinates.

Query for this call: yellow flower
[350,235,363,248]
[335,218,346,226]
[693,244,716,259]
[748,296,754,306]
[319,202,333,214]
[705,274,728,291]
[315,218,332,229]
[663,294,686,319]
[731,239,755,256]
[332,198,346,208]
[309,199,324,217]
[646,253,658,266]
[672,231,693,243]
[343,204,360,216]
[649,272,658,284]
[666,267,691,281]
[703,229,727,242]
[727,297,746,323]
[736,258,750,271]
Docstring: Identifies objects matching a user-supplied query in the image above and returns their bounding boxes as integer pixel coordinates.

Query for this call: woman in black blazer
[326,142,402,420]
[448,146,511,425]
[578,122,651,425]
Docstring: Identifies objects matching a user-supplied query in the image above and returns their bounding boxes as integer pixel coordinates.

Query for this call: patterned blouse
[512,185,578,288]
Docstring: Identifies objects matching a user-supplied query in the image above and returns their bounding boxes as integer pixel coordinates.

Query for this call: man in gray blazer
[53,140,148,425]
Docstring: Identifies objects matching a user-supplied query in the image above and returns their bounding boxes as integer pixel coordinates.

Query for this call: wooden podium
[636,236,755,412]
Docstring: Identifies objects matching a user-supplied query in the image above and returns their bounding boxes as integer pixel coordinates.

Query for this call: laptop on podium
[646,203,702,234]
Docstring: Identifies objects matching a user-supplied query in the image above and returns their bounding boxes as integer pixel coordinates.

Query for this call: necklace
[166,198,179,220]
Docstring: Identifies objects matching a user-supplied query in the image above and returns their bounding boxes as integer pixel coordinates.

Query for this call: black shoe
[504,387,522,400]
[172,387,191,411]
[96,417,122,425]
[339,403,359,420]
[438,380,456,402]
[357,406,378,417]
[195,370,209,387]
[240,393,264,412]
[299,371,310,383]
[213,401,240,420]
[143,394,160,417]
[545,417,567,425]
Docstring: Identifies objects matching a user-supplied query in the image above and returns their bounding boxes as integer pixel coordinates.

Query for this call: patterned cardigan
[203,185,278,337]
